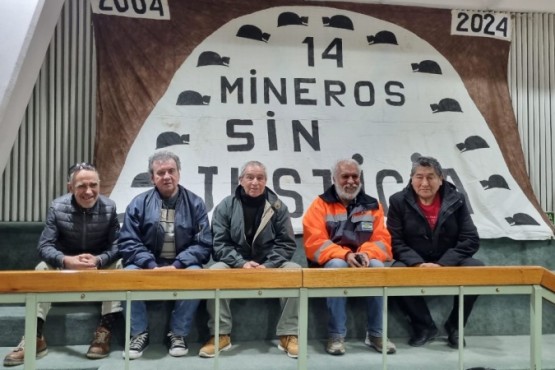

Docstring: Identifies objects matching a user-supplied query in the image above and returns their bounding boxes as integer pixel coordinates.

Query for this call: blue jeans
[324,258,384,339]
[125,263,201,337]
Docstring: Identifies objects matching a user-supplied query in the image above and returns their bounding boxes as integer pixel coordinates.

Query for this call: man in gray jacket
[3,163,121,367]
[198,161,300,359]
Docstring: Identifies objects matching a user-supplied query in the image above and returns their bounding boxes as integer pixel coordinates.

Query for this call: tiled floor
[1,334,554,370]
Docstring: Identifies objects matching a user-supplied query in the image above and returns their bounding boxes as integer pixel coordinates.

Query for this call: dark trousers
[392,258,484,334]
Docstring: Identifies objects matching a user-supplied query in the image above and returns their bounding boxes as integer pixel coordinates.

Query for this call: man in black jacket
[3,163,121,367]
[387,156,483,349]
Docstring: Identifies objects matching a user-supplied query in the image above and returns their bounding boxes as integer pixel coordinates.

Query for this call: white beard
[335,183,361,202]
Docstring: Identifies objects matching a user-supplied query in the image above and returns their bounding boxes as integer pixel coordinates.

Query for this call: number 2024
[456,12,508,38]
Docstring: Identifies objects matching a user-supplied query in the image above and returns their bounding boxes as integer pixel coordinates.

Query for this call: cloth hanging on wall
[91,0,554,239]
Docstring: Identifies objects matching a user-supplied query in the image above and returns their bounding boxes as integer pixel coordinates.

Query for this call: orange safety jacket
[303,186,392,266]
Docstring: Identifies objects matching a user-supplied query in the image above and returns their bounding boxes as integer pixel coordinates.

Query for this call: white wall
[0,0,64,174]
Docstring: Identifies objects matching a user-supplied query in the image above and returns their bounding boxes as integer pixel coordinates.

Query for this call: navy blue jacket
[387,181,479,266]
[119,185,212,268]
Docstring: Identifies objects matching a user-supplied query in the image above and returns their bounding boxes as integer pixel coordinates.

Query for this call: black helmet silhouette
[411,60,442,74]
[156,132,190,149]
[430,98,462,113]
[176,90,210,105]
[480,175,510,190]
[505,213,540,226]
[367,30,398,45]
[131,172,152,187]
[197,51,230,67]
[236,25,270,42]
[278,12,308,27]
[456,136,489,152]
[322,15,354,30]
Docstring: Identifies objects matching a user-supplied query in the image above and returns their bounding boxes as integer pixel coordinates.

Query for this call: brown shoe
[86,326,111,359]
[278,335,298,358]
[3,336,48,366]
[365,334,396,354]
[198,335,232,358]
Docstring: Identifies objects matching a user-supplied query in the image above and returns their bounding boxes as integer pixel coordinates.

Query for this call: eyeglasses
[67,162,96,181]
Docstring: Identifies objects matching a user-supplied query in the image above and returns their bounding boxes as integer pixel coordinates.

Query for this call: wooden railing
[1,266,554,370]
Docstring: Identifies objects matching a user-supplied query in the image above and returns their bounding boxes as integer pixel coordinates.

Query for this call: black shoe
[408,325,438,347]
[445,324,466,349]
[122,331,149,360]
[167,331,188,357]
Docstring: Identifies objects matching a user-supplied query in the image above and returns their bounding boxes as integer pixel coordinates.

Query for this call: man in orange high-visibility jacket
[303,158,395,356]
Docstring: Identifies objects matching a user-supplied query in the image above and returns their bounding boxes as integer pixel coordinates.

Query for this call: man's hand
[63,254,97,270]
[243,261,265,269]
[417,262,441,268]
[346,252,369,268]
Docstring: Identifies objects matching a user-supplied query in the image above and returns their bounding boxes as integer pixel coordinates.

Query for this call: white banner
[107,6,552,239]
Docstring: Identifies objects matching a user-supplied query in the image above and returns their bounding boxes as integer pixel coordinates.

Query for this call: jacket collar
[319,184,379,210]
[403,180,458,205]
[233,185,282,210]
[70,193,99,214]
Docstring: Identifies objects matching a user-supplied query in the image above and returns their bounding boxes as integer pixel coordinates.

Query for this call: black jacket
[386,181,479,266]
[37,193,120,268]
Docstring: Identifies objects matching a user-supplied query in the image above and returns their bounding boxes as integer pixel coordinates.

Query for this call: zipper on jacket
[82,210,87,251]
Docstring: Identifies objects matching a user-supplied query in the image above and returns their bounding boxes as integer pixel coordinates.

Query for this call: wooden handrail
[0,269,302,293]
[302,266,546,288]
[0,266,553,294]
[541,268,555,292]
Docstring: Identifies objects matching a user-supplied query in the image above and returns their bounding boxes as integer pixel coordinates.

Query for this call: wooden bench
[1,266,555,370]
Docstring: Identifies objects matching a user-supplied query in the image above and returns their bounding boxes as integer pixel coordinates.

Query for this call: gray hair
[410,156,443,177]
[67,162,97,182]
[148,150,181,176]
[239,161,267,180]
[332,158,361,182]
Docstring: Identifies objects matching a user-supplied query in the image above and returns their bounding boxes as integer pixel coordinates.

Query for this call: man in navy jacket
[119,150,212,360]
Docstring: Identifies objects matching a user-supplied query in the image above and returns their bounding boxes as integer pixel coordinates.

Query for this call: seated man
[199,161,300,359]
[119,150,212,360]
[303,158,396,356]
[3,163,122,366]
[387,156,483,348]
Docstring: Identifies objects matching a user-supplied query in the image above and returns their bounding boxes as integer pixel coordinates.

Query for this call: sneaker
[122,331,149,360]
[198,335,232,358]
[278,335,298,358]
[3,336,48,367]
[326,337,345,355]
[86,326,111,359]
[365,333,396,354]
[168,332,188,357]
